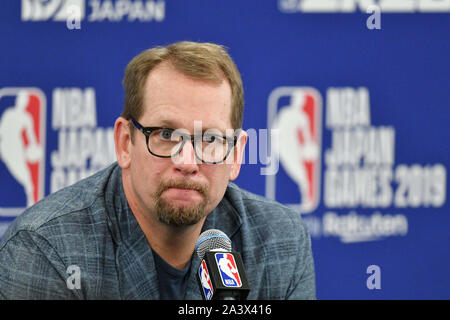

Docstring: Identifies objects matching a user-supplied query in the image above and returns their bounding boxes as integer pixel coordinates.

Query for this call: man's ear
[114,117,132,169]
[229,130,248,181]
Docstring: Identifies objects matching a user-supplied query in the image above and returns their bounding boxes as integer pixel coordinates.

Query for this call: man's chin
[154,198,208,227]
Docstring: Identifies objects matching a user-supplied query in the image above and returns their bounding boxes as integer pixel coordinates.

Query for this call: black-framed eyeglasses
[131,118,239,164]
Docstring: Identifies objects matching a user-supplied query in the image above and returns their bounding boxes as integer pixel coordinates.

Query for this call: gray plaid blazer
[0,163,315,299]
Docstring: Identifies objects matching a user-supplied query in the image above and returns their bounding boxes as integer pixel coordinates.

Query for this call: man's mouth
[163,187,204,202]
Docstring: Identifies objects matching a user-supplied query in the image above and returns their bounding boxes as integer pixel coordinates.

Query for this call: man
[0,41,316,299]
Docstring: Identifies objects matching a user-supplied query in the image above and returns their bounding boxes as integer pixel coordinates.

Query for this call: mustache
[156,180,208,197]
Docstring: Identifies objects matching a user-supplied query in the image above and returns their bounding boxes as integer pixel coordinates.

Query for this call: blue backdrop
[0,0,449,299]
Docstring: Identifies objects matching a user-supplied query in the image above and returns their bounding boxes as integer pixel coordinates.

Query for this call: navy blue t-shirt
[152,250,192,300]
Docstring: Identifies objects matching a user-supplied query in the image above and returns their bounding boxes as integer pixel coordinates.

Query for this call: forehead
[141,62,232,131]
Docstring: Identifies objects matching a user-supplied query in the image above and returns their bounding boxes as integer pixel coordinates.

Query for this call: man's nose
[172,139,201,173]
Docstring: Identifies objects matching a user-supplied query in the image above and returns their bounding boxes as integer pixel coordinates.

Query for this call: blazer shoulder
[0,164,118,247]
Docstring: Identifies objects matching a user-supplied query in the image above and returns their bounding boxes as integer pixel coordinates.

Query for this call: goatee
[154,179,209,226]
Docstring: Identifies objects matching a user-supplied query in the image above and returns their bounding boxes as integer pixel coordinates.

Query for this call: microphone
[195,229,250,300]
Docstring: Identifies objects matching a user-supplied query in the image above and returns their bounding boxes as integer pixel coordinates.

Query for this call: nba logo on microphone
[0,88,46,216]
[215,253,242,287]
[198,260,214,300]
[266,87,322,214]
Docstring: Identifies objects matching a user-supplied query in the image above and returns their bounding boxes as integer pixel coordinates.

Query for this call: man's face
[119,62,246,226]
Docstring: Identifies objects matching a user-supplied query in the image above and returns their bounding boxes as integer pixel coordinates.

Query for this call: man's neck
[141,215,206,270]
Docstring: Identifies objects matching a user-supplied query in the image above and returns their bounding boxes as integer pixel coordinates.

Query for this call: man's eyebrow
[157,119,180,128]
[156,119,229,135]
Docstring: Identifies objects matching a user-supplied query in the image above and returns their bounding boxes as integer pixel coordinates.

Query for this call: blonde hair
[122,41,244,133]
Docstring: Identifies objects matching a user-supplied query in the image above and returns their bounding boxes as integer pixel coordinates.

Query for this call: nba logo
[21,0,86,22]
[215,253,242,287]
[198,260,214,300]
[266,87,322,214]
[0,88,46,216]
